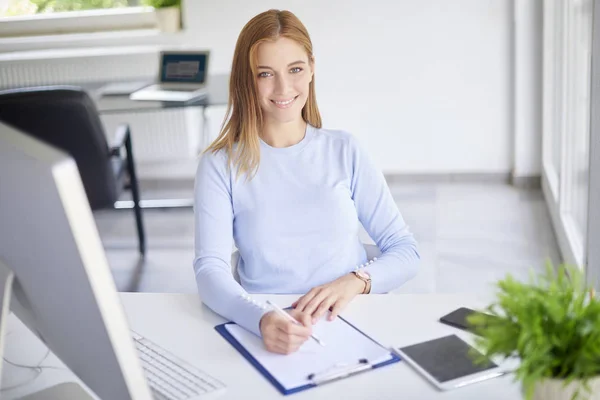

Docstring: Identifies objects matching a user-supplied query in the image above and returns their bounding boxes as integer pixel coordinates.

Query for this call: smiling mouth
[271,95,299,109]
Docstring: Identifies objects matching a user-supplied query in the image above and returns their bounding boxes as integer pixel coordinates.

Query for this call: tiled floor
[94,181,561,304]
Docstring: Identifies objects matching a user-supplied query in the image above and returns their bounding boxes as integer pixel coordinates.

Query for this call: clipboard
[215,315,401,395]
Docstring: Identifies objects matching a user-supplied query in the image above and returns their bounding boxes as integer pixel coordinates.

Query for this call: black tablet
[395,335,504,390]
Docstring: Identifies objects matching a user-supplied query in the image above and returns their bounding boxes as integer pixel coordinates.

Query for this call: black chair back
[0,86,118,209]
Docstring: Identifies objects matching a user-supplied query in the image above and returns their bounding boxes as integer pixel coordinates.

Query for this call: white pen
[266,300,326,347]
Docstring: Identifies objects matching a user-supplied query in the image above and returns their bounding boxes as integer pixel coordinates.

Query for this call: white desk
[2,293,522,400]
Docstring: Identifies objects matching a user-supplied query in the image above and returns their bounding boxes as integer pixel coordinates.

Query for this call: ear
[309,55,315,82]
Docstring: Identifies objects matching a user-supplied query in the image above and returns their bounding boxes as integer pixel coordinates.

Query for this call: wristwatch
[351,270,372,294]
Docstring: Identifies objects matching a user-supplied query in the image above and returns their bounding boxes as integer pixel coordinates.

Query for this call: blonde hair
[204,9,322,180]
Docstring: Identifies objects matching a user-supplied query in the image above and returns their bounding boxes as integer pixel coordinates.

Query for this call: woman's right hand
[259,309,313,354]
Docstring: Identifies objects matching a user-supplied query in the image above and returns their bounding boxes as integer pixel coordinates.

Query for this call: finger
[268,335,303,354]
[303,289,331,317]
[294,288,320,312]
[329,297,351,321]
[275,334,306,347]
[273,322,309,345]
[289,309,312,328]
[313,297,337,322]
[278,320,312,338]
[294,293,313,312]
[291,299,299,308]
[280,342,302,354]
[270,309,312,336]
[266,340,297,355]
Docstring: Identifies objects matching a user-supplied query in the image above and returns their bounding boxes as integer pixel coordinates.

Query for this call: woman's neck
[260,118,307,148]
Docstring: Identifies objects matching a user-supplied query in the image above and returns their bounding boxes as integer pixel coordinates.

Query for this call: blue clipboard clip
[307,357,380,385]
[306,353,400,386]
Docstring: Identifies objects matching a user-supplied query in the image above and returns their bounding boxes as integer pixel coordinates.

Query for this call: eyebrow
[257,60,306,69]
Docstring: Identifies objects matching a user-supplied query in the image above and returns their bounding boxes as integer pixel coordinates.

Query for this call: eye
[290,67,303,73]
[258,71,272,78]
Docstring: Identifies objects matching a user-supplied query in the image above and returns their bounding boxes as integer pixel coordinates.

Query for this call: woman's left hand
[292,273,365,323]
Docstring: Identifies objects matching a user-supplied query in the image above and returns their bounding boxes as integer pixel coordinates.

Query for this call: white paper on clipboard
[225,315,393,390]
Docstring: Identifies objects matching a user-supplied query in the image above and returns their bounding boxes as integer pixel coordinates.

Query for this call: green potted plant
[468,262,600,400]
[142,0,181,33]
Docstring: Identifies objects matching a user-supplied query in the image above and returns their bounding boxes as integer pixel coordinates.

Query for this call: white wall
[180,0,513,174]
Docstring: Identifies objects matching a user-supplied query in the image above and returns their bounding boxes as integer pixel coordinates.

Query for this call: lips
[271,95,299,109]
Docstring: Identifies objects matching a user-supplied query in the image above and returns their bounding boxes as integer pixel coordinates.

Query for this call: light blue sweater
[193,124,420,336]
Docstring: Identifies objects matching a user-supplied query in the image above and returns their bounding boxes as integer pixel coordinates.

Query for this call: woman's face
[255,37,314,124]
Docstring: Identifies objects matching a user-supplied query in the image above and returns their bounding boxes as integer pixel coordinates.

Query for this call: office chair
[230,243,381,284]
[0,86,146,257]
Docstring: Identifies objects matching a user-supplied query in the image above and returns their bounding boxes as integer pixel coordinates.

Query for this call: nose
[274,74,291,96]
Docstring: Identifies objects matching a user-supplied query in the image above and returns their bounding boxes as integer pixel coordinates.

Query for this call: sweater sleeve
[349,136,420,293]
[193,151,268,336]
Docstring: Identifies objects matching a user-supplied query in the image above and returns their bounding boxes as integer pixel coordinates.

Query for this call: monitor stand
[0,260,94,400]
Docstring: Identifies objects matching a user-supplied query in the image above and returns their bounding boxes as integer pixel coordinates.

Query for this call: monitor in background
[160,52,208,84]
[0,122,225,399]
[130,50,210,102]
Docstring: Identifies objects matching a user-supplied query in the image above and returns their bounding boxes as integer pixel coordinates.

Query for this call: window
[0,0,142,18]
[542,0,593,267]
[0,0,180,39]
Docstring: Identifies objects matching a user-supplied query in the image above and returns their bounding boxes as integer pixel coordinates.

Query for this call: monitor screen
[160,53,208,83]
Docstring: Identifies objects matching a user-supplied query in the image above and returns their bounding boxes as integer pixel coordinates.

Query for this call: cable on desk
[0,330,66,392]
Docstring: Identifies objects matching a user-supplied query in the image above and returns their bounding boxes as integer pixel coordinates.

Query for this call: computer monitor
[159,51,208,84]
[0,122,153,399]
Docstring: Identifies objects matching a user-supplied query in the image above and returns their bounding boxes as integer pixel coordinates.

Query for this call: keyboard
[131,331,226,400]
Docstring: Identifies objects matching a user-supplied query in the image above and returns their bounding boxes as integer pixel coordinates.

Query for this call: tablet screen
[398,335,498,383]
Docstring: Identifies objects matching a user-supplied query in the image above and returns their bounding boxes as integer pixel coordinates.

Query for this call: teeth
[274,98,294,105]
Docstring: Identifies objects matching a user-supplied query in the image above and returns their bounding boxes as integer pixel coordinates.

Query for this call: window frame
[0,6,158,38]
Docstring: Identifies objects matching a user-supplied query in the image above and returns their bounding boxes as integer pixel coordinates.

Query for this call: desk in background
[3,293,522,400]
[1,74,229,115]
[93,74,229,181]
[92,75,229,209]
[89,74,229,115]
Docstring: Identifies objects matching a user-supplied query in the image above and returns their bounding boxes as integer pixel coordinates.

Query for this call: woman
[194,9,419,355]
